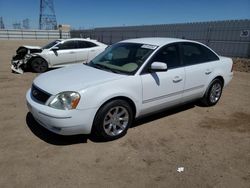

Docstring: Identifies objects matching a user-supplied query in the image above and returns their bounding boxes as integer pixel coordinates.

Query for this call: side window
[181,43,219,65]
[200,45,219,61]
[151,45,180,69]
[57,41,77,50]
[85,41,97,48]
[78,41,97,48]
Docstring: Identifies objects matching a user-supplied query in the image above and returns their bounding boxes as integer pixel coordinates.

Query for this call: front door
[48,40,77,66]
[140,44,185,115]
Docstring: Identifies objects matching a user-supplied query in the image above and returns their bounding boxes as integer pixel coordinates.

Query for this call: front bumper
[26,89,97,135]
[11,60,24,74]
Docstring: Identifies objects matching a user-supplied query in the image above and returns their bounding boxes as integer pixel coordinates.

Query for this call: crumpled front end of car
[11,46,42,74]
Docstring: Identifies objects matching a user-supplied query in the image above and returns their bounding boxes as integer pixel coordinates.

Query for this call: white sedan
[11,38,107,73]
[26,38,233,140]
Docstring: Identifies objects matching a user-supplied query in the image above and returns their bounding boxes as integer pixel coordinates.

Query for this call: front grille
[31,84,51,104]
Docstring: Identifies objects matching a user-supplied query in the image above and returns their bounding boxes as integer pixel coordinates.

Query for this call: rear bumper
[26,89,97,135]
[224,72,233,87]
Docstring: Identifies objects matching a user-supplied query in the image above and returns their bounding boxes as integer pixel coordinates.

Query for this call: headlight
[48,91,81,110]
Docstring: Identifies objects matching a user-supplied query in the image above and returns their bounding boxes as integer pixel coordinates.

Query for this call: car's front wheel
[31,57,48,73]
[92,100,133,141]
[201,78,223,106]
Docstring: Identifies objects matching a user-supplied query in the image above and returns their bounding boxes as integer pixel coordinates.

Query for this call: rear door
[140,44,185,115]
[76,41,98,64]
[180,42,220,101]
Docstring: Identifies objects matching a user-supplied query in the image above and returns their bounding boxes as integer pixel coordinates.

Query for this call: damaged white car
[11,38,107,74]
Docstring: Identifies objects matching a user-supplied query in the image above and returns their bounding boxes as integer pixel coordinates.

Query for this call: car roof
[62,38,96,42]
[58,38,107,46]
[120,37,191,47]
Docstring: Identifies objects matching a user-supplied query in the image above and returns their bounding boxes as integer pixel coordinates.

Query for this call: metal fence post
[206,27,211,46]
[109,31,112,45]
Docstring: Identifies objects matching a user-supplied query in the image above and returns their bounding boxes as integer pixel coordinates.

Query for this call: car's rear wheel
[31,58,48,73]
[200,78,223,106]
[92,100,133,141]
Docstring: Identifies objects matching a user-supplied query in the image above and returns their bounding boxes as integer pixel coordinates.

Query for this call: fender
[77,76,142,118]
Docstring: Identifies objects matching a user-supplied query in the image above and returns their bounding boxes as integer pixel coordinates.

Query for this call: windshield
[43,40,62,49]
[89,43,157,75]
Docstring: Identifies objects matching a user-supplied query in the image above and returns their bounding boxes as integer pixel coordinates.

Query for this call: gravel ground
[233,58,250,73]
[0,40,249,188]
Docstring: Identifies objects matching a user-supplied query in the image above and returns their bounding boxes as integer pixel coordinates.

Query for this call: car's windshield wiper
[91,63,121,74]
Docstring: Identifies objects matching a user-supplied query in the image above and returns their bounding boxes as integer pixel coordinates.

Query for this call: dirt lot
[0,40,250,188]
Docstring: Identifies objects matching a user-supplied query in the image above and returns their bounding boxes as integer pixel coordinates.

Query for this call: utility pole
[39,0,57,30]
[0,17,5,29]
[23,19,30,29]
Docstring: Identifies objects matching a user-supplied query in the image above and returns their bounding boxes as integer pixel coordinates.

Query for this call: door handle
[90,50,96,52]
[173,76,183,83]
[205,69,212,75]
[69,51,75,54]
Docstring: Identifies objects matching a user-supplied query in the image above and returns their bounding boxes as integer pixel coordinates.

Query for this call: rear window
[78,41,97,48]
[181,42,219,65]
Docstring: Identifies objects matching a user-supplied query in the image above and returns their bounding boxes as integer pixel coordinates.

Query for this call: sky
[0,0,250,29]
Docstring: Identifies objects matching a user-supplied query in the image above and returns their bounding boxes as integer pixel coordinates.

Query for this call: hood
[33,64,126,95]
[16,45,42,55]
[22,45,41,50]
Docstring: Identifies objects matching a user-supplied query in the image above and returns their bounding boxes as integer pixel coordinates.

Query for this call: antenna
[39,0,57,30]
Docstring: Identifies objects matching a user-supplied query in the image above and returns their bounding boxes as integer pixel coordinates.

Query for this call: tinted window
[181,43,219,65]
[151,45,180,69]
[43,40,61,49]
[201,45,219,61]
[78,41,97,48]
[57,41,77,50]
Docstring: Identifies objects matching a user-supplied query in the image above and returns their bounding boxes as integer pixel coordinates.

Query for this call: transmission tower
[13,22,21,29]
[39,0,57,30]
[0,17,5,29]
[23,19,30,29]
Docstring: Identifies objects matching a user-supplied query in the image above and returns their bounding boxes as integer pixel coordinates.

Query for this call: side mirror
[51,46,59,51]
[150,62,168,72]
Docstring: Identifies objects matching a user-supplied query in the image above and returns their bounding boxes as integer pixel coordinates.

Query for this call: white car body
[41,38,107,67]
[26,38,233,137]
[11,38,107,73]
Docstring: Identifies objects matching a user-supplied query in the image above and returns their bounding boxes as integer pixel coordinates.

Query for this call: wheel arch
[212,75,225,87]
[97,96,137,119]
[27,55,50,67]
[90,96,137,136]
[200,75,224,106]
[202,75,225,99]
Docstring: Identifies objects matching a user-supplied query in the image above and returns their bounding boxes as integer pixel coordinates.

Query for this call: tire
[31,58,48,73]
[92,100,133,141]
[200,78,223,106]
